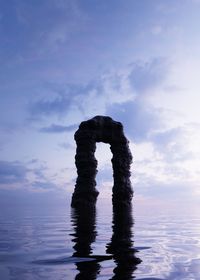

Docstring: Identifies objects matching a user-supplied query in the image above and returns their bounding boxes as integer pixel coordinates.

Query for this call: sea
[1,194,200,280]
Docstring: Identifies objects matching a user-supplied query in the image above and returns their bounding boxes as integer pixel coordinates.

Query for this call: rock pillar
[71,116,133,207]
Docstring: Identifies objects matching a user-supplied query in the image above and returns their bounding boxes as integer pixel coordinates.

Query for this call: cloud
[132,124,200,202]
[0,160,61,192]
[29,57,169,123]
[27,56,171,151]
[39,123,77,133]
[29,95,72,118]
[129,57,170,94]
[135,177,199,202]
[107,100,163,142]
[0,160,28,184]
[27,56,171,131]
[28,72,134,121]
[151,127,182,146]
[31,181,57,190]
[149,127,191,162]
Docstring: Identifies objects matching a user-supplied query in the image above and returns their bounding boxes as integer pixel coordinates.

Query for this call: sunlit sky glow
[1,0,200,210]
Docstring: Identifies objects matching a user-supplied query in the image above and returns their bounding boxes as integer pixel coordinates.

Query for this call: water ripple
[1,206,200,279]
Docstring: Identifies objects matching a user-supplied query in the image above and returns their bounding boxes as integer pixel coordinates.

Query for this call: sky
[1,0,200,211]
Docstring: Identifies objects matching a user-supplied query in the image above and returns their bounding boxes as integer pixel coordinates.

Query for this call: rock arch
[71,116,133,207]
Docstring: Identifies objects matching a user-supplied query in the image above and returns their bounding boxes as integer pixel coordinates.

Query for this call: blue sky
[1,0,200,210]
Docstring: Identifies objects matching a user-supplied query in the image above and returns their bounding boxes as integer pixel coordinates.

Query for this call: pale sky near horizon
[1,0,200,210]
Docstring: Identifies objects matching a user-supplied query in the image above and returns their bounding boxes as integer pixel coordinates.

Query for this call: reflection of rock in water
[71,203,141,280]
[71,206,96,257]
[71,205,101,280]
[71,116,133,208]
[107,204,141,279]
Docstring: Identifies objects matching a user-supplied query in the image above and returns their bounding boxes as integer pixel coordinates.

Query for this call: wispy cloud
[29,95,72,118]
[0,159,64,192]
[28,71,134,121]
[0,161,28,185]
[28,56,169,126]
[107,100,163,142]
[149,127,191,162]
[31,181,57,190]
[134,175,200,202]
[129,57,170,94]
[39,124,77,133]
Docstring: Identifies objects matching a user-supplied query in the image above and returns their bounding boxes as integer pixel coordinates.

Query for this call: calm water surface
[1,200,200,280]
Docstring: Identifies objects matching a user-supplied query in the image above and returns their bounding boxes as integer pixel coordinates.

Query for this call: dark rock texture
[71,115,133,207]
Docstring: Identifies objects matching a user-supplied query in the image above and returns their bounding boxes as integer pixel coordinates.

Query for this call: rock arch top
[71,116,133,207]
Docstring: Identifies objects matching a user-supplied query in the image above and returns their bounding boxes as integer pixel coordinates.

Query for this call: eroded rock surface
[71,116,133,207]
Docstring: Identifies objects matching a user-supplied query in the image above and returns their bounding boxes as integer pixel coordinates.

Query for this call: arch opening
[71,116,133,208]
[95,142,113,196]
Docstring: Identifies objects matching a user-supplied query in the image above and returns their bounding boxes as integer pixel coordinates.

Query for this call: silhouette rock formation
[71,115,133,207]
